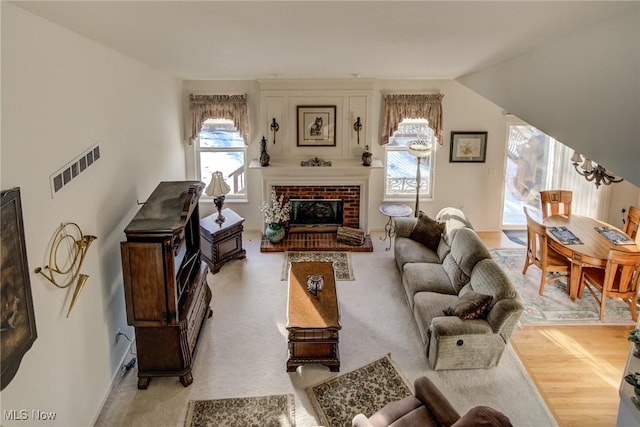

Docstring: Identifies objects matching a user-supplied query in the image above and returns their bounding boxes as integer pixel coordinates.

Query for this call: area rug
[184,394,295,427]
[503,229,527,247]
[281,251,354,281]
[490,248,636,325]
[306,354,412,427]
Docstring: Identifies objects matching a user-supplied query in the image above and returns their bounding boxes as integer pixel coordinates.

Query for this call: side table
[378,203,413,251]
[200,208,246,273]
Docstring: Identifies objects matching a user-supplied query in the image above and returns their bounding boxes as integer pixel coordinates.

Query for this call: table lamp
[407,138,433,217]
[205,171,231,223]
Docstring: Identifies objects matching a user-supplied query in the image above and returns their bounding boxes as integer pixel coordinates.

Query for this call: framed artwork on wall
[296,105,336,147]
[450,131,488,163]
[1,187,37,390]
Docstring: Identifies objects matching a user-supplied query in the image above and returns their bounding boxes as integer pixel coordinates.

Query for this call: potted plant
[628,329,640,357]
[624,372,640,400]
[261,189,290,243]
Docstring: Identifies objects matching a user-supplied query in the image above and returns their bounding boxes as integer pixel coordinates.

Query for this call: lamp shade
[205,171,231,197]
[407,139,433,158]
[407,127,434,158]
[570,151,583,163]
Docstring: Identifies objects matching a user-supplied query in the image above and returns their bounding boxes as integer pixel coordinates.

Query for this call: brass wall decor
[270,118,279,144]
[34,222,96,317]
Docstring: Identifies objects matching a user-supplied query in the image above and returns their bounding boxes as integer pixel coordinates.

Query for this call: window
[384,118,435,200]
[502,121,609,226]
[197,118,246,198]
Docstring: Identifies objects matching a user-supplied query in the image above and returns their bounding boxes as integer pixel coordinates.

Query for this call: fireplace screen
[289,199,343,228]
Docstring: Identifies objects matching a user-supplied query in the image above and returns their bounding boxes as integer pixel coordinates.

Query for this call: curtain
[551,140,611,220]
[381,94,444,145]
[189,94,249,145]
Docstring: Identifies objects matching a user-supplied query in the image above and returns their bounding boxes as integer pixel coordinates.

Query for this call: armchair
[352,376,512,427]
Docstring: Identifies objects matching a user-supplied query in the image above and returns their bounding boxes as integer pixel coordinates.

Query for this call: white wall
[1,3,185,425]
[184,78,531,232]
[457,5,640,187]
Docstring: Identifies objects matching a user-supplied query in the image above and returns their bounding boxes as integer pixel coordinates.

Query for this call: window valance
[381,94,444,145]
[189,94,249,145]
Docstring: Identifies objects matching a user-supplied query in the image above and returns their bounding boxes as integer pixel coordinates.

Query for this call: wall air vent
[50,142,101,198]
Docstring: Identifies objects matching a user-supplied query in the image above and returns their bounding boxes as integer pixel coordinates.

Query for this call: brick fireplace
[274,185,360,229]
[251,158,379,251]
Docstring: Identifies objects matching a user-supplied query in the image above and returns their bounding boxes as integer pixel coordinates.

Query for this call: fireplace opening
[288,199,343,232]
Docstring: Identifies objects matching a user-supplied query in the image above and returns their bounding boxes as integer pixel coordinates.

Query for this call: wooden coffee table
[286,261,341,372]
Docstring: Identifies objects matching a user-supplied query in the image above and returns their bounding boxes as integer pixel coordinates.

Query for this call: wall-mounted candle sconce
[353,116,363,145]
[270,118,279,144]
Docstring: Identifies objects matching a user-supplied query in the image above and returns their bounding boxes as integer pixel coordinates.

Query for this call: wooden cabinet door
[121,242,169,325]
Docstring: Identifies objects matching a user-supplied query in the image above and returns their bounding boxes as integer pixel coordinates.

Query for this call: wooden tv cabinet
[120,181,212,389]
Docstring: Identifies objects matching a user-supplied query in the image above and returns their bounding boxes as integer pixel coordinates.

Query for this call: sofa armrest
[414,376,461,426]
[394,217,417,238]
[486,298,524,340]
[352,413,373,427]
[430,316,494,337]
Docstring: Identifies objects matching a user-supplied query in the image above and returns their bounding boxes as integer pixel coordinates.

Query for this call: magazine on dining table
[594,226,636,245]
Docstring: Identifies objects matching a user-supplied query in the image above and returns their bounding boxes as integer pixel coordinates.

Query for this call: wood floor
[478,231,635,427]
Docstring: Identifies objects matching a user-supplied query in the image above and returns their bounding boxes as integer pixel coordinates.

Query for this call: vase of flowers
[261,189,290,243]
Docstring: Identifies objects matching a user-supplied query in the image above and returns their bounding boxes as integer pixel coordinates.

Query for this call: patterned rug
[184,394,295,427]
[281,251,354,281]
[490,248,636,325]
[306,355,412,427]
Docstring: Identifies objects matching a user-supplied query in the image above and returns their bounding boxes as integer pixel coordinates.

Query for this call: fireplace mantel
[249,158,382,178]
[250,158,381,233]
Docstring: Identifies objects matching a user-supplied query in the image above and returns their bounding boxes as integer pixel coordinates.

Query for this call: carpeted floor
[281,251,354,281]
[306,355,411,427]
[96,231,556,427]
[184,394,295,427]
[490,247,636,325]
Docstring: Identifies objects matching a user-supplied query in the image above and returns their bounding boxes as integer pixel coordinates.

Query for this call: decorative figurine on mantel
[361,145,372,166]
[301,157,332,167]
[259,136,270,167]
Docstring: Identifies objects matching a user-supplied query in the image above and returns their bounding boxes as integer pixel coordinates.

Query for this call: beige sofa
[394,208,523,370]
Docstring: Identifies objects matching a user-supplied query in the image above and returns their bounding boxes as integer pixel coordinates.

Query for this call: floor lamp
[407,139,433,217]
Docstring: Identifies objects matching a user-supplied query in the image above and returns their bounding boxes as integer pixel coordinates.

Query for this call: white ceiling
[11,1,634,81]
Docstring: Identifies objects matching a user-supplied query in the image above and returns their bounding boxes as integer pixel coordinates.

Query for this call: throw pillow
[408,211,445,251]
[443,291,493,320]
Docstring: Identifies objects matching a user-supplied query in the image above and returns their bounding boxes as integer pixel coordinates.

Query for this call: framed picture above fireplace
[297,105,336,147]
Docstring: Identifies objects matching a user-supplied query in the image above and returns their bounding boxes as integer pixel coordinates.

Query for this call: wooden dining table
[542,214,640,300]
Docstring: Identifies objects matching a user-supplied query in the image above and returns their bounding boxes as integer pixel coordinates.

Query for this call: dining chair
[623,205,640,242]
[522,206,572,295]
[579,249,640,321]
[539,190,572,219]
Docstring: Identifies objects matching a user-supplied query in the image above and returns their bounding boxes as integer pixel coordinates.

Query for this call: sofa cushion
[403,264,457,309]
[408,211,445,251]
[465,259,518,302]
[443,291,493,320]
[395,237,441,272]
[412,292,459,343]
[443,228,491,293]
